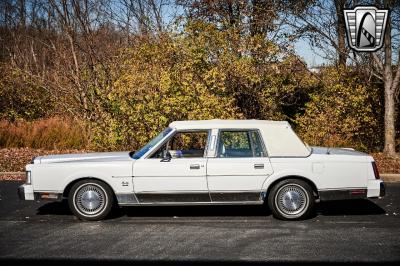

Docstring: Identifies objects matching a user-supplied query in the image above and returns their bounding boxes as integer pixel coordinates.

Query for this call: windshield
[131,127,173,159]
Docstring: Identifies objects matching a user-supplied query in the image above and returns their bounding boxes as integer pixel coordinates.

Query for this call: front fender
[61,170,114,193]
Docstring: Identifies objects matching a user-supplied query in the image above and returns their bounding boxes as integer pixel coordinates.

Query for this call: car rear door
[206,129,273,202]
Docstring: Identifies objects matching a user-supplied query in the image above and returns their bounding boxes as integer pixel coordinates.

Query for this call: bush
[0,117,88,150]
[295,68,380,151]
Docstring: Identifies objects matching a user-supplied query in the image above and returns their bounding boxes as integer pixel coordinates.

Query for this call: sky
[294,39,327,67]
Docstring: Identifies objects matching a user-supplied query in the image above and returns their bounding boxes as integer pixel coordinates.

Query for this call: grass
[0,117,88,150]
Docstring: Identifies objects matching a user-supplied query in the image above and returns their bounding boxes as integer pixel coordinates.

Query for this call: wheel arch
[62,177,116,198]
[265,175,319,200]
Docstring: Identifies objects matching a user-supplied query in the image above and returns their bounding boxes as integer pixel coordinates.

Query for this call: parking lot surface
[0,181,399,264]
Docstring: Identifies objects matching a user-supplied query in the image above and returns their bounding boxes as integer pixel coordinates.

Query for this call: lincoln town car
[18,120,385,221]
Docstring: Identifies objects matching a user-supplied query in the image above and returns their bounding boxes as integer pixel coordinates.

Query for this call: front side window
[218,130,266,158]
[151,131,209,158]
[131,127,173,159]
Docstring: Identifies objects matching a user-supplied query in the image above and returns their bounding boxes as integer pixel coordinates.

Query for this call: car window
[218,130,265,158]
[250,131,266,157]
[151,131,209,158]
[132,127,173,159]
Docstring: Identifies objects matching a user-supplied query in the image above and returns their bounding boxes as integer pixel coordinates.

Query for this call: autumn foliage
[0,1,398,154]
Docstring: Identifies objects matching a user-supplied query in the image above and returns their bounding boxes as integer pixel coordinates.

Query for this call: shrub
[295,68,380,151]
[0,117,88,150]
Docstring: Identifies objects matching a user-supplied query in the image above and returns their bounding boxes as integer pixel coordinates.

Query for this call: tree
[289,0,400,155]
[371,0,400,155]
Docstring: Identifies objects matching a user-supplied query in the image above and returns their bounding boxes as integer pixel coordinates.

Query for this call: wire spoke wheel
[73,183,108,217]
[268,179,314,220]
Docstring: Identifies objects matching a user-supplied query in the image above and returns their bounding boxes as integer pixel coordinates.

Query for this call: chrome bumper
[380,182,385,197]
[17,184,34,200]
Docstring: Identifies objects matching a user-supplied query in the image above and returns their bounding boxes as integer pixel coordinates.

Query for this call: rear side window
[217,130,266,158]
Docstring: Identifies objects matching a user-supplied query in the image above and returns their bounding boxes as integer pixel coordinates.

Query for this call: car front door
[132,130,210,203]
[206,129,274,202]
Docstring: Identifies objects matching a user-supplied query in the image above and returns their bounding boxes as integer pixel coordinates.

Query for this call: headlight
[26,171,32,185]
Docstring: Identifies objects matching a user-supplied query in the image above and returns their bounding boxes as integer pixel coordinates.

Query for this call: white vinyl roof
[169,119,289,130]
[169,119,310,157]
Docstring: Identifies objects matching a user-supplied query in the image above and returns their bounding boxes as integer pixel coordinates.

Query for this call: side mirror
[160,151,171,162]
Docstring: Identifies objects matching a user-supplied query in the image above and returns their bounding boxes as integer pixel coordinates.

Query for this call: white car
[18,120,385,221]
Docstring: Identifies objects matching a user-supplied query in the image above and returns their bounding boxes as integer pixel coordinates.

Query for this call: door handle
[190,164,200,170]
[254,164,264,169]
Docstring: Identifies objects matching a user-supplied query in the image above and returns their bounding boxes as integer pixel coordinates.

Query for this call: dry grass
[0,148,92,177]
[371,153,400,174]
[0,117,88,150]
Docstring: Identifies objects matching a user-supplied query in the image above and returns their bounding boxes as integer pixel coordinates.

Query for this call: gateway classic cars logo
[344,6,389,52]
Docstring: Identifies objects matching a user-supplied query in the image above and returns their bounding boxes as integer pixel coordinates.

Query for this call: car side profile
[18,120,385,221]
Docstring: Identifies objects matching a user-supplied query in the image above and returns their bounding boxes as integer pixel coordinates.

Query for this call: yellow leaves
[295,68,379,151]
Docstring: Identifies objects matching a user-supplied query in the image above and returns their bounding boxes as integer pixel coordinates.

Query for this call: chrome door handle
[254,164,264,169]
[190,164,200,170]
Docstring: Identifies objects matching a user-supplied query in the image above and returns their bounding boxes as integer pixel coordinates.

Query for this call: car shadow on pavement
[36,200,72,216]
[35,199,386,219]
[118,204,270,218]
[316,199,386,216]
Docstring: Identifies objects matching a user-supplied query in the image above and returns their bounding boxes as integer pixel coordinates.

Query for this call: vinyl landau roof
[169,119,289,130]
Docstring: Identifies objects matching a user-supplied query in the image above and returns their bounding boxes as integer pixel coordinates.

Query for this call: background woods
[0,0,399,155]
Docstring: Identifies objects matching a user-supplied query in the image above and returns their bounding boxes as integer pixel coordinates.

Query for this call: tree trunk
[334,0,347,68]
[384,83,396,155]
[382,0,396,155]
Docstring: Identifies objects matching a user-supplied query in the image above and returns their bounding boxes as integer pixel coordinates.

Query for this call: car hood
[34,152,133,164]
[311,146,368,156]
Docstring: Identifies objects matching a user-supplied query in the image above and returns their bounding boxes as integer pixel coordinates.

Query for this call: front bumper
[17,184,34,200]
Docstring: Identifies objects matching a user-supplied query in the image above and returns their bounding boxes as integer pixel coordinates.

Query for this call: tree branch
[372,53,384,74]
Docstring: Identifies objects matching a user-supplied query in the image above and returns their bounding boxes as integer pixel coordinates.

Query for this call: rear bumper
[379,181,385,197]
[17,184,34,200]
[318,180,385,201]
[367,179,385,198]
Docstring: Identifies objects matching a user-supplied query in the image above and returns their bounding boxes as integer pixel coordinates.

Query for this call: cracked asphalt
[0,181,399,264]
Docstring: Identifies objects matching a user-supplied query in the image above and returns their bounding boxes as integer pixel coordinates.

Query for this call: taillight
[372,161,380,179]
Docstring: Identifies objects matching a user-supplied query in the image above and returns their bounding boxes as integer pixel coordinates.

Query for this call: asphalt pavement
[0,181,399,265]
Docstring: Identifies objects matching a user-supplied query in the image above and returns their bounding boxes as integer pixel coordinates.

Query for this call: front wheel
[267,179,315,220]
[68,179,114,221]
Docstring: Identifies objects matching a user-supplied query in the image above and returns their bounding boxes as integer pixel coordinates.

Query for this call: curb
[1,172,400,182]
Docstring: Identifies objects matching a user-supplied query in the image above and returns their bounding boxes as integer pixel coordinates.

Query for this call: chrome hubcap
[74,184,106,216]
[275,184,308,217]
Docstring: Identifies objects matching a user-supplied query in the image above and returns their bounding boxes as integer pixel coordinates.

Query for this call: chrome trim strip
[318,188,367,201]
[118,191,265,205]
[135,192,211,203]
[210,191,262,202]
[119,201,264,206]
[318,187,367,191]
[116,193,139,204]
[135,190,262,194]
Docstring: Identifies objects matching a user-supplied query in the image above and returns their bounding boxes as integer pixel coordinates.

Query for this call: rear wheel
[268,179,315,220]
[68,179,114,221]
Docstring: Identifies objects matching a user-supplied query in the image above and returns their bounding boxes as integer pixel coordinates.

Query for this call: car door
[206,129,273,202]
[132,130,210,203]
